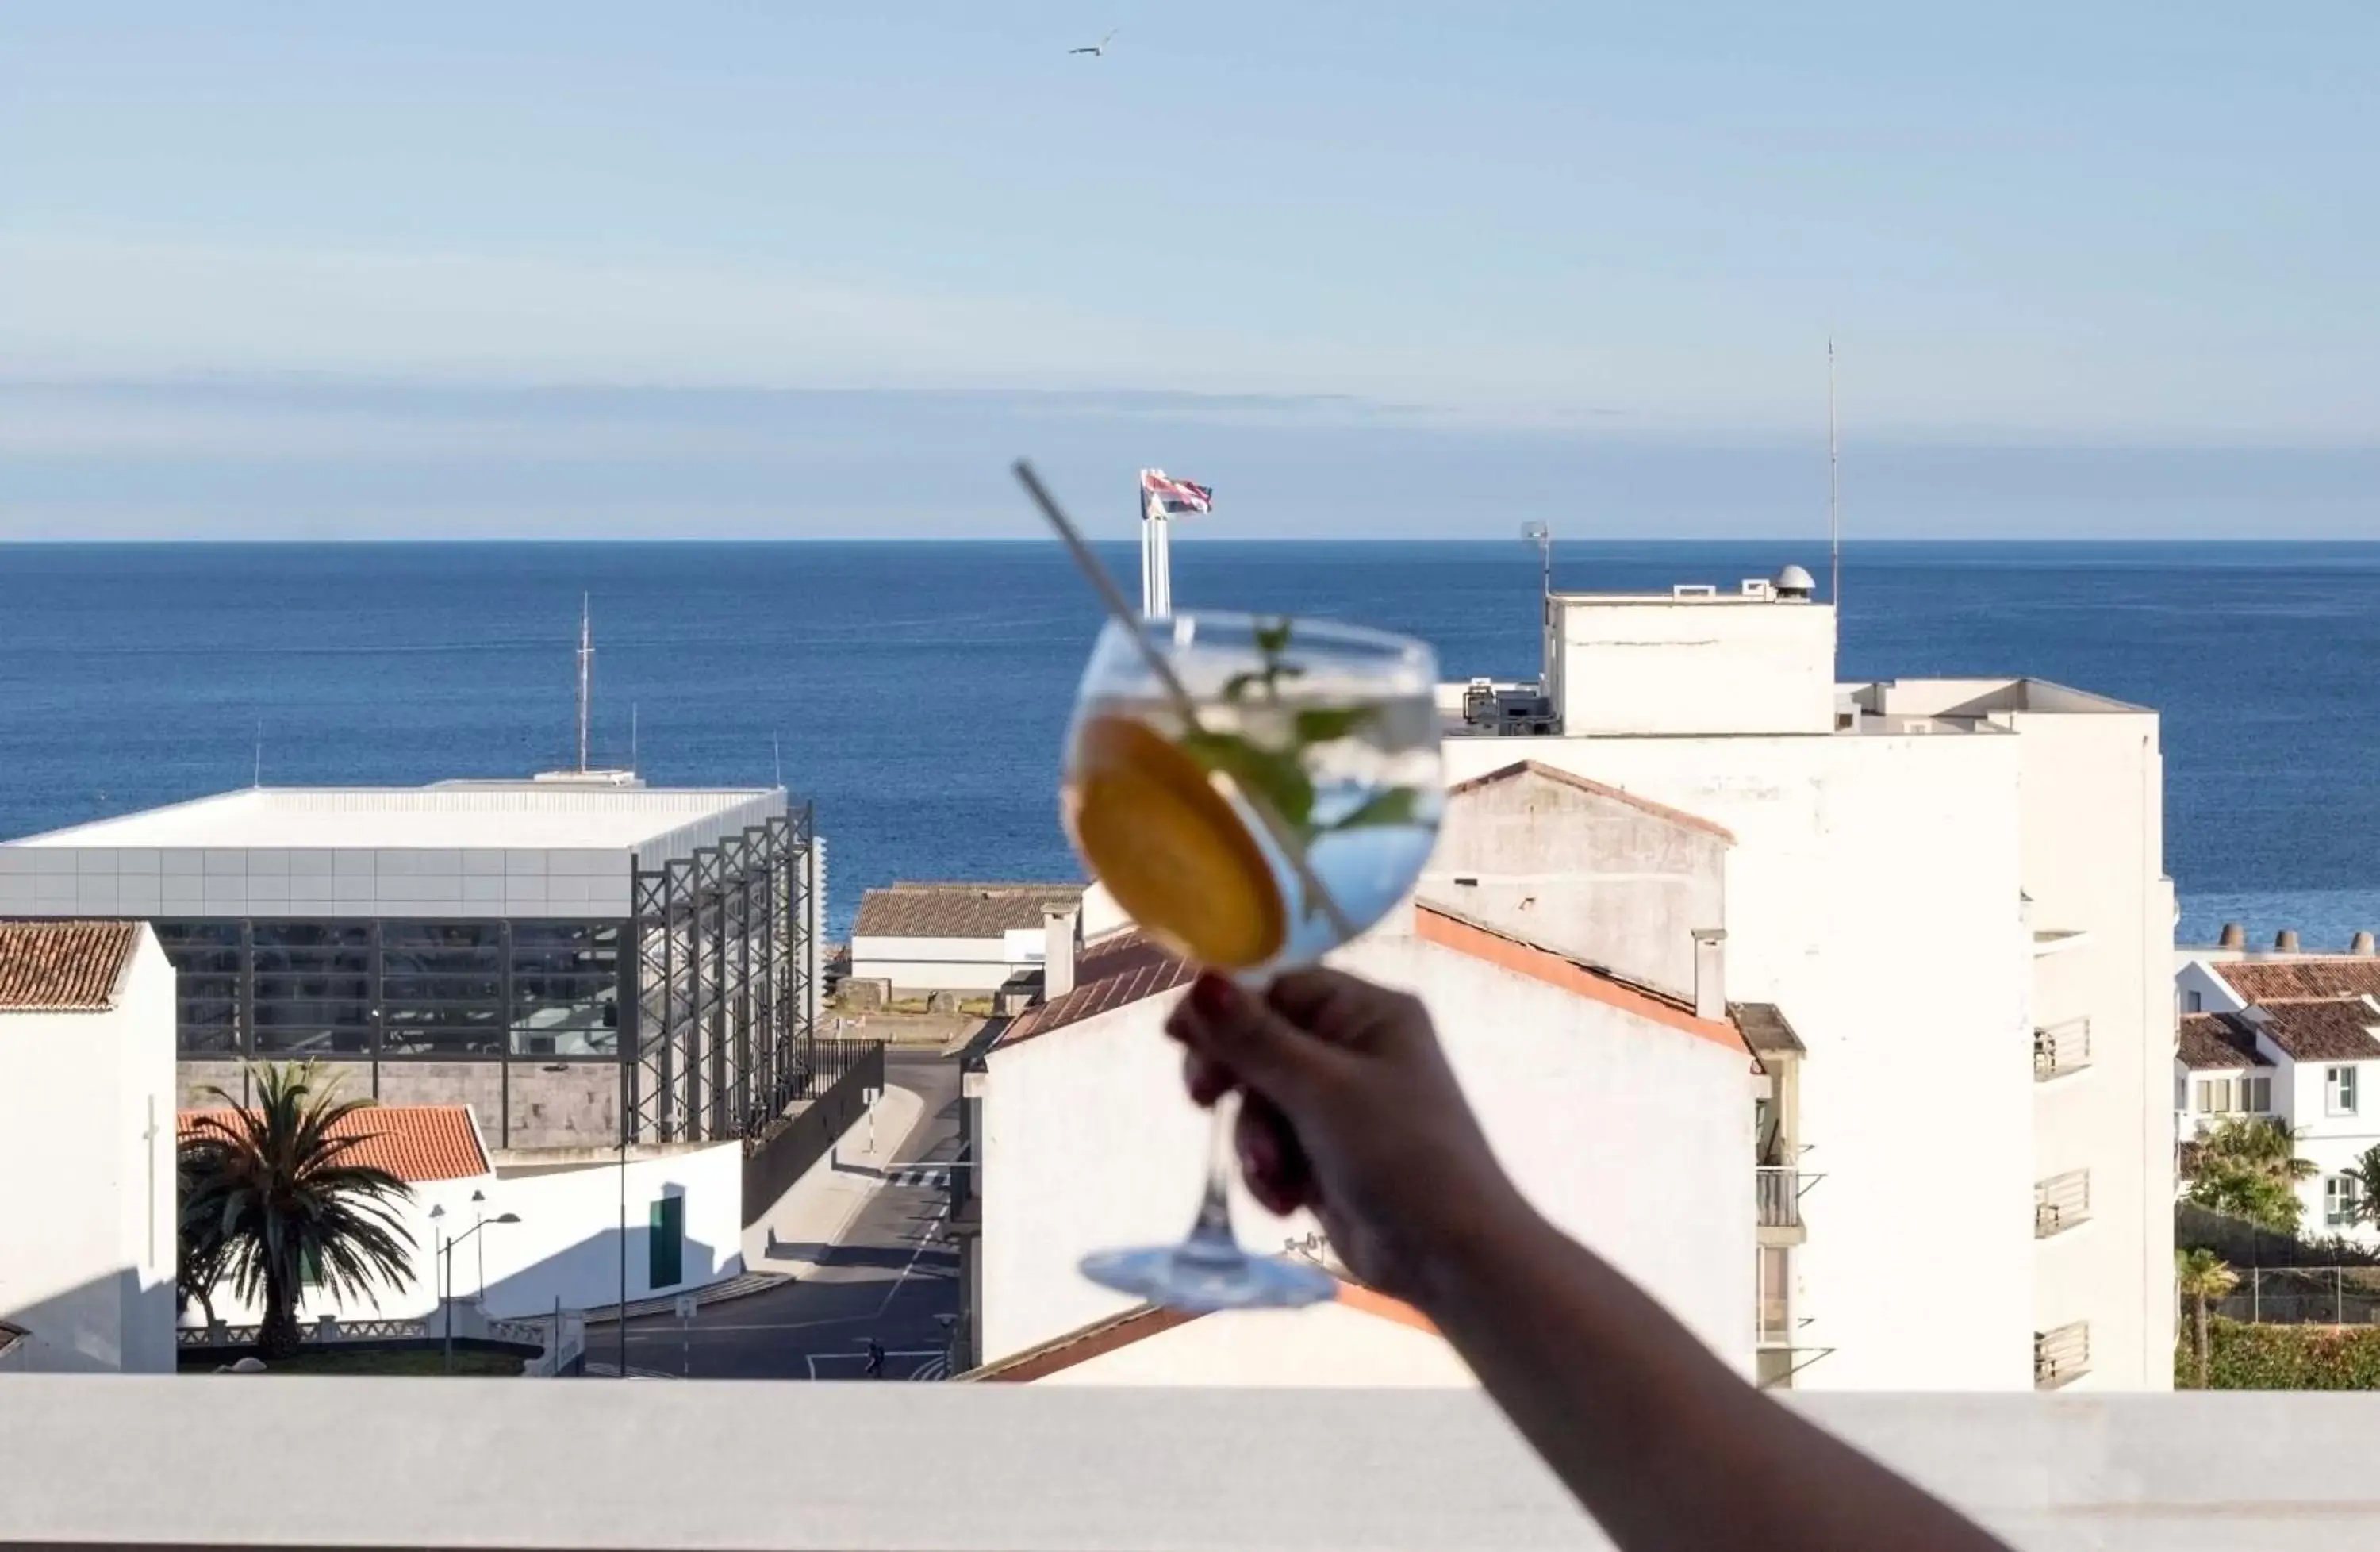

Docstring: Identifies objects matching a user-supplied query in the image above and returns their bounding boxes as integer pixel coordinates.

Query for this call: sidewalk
[739,1084,927,1277]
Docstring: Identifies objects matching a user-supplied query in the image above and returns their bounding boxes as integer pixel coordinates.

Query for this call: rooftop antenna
[773,733,784,790]
[252,720,263,789]
[1827,338,1841,610]
[629,702,639,775]
[575,594,593,774]
[1522,521,1552,599]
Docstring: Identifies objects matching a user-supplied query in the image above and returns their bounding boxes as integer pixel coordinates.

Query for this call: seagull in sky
[1069,29,1116,57]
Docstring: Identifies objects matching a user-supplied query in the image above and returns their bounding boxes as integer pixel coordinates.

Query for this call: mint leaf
[1329,787,1422,831]
[1180,729,1315,832]
[1293,705,1379,744]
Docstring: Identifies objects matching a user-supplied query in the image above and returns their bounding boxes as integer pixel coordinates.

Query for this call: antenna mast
[1827,339,1841,610]
[575,594,593,774]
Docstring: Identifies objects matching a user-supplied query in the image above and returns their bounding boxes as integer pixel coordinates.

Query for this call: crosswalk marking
[887,1166,949,1190]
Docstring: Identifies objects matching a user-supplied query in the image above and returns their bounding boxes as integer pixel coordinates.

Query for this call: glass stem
[1184,1089,1245,1256]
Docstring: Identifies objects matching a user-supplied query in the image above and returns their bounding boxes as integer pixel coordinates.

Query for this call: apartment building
[1438,570,2175,1390]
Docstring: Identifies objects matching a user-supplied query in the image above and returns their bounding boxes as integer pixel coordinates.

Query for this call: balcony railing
[1756,1166,1804,1229]
[2033,1017,2091,1081]
[2035,1320,2090,1389]
[2035,1170,2091,1238]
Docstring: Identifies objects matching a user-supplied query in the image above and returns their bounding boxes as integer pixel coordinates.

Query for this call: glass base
[1079,1237,1338,1313]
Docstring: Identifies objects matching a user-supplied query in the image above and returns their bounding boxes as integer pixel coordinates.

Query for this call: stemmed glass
[1018,463,1445,1312]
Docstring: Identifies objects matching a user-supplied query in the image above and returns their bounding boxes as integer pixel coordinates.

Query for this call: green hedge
[2179,1318,2380,1389]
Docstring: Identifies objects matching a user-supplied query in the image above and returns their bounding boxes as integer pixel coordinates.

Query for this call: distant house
[0,919,178,1373]
[849,882,1085,998]
[2175,954,2380,1240]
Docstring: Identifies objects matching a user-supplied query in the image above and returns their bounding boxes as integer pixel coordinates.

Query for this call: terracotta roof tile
[2217,960,2380,1004]
[2178,1013,2273,1070]
[854,882,1084,939]
[179,1103,490,1184]
[2248,1000,2380,1064]
[0,920,139,1012]
[1731,1002,1804,1056]
[993,932,1193,1047]
[1445,760,1736,843]
[1415,905,1748,1056]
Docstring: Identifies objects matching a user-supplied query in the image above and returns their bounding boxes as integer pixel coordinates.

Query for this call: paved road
[598,1050,963,1381]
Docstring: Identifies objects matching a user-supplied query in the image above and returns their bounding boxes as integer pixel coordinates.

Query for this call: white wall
[0,930,177,1373]
[1550,596,1837,737]
[1445,728,2039,1391]
[981,921,1753,1376]
[2006,707,2175,1389]
[852,930,1052,993]
[1035,1300,1476,1387]
[187,1141,745,1325]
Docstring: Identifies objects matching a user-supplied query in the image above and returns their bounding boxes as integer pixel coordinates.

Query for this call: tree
[2181,1118,2318,1233]
[2175,1248,2240,1387]
[179,1062,417,1359]
[174,1147,227,1329]
[2345,1143,2380,1230]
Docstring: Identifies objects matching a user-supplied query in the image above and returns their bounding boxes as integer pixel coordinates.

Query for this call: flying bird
[1069,29,1116,56]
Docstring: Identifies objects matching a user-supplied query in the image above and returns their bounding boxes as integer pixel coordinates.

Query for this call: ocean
[2,540,2375,945]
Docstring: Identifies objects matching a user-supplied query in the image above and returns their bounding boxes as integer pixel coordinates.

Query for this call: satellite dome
[1773,563,1817,598]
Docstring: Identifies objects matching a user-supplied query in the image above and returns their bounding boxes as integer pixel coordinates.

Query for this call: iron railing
[2033,1017,2092,1081]
[2034,1321,2090,1389]
[1756,1166,1804,1229]
[2035,1169,2091,1238]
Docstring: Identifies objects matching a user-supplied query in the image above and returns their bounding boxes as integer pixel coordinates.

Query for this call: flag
[1141,468,1213,519]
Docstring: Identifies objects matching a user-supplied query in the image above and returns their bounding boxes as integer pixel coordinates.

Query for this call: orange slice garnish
[1066,713,1287,970]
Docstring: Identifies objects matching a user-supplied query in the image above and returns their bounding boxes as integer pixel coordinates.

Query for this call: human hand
[1165,967,1529,1312]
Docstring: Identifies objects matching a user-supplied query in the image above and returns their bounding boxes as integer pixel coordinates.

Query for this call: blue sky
[1,3,2373,537]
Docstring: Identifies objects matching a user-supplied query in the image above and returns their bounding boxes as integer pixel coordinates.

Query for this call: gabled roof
[1445,761,1736,843]
[2215,960,2380,1004]
[180,1104,492,1184]
[853,882,1085,939]
[958,1273,1438,1382]
[0,920,140,1012]
[992,931,1193,1048]
[2248,1000,2380,1064]
[2178,1013,2274,1070]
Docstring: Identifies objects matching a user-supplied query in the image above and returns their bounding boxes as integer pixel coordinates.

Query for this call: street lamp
[429,1203,521,1373]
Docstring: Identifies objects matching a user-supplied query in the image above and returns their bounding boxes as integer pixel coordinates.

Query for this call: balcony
[2034,1320,2090,1389]
[6,1378,2380,1548]
[1756,1165,1808,1244]
[2033,1016,2091,1081]
[2033,1169,2090,1238]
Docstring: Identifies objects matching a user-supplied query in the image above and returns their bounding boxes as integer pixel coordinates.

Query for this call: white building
[0,920,177,1373]
[0,780,823,1154]
[179,1100,747,1325]
[963,769,1763,1380]
[1437,573,2175,1391]
[2174,955,2380,1239]
[849,882,1084,998]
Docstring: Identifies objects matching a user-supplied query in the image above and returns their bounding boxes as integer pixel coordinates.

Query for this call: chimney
[1691,929,1726,1022]
[1043,906,1079,1001]
[2355,931,2378,957]
[2217,922,2246,950]
[2275,928,2301,954]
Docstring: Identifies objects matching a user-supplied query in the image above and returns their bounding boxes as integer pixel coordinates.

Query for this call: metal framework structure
[627,805,817,1147]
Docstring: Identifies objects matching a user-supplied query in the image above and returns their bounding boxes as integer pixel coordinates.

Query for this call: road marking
[804,1350,946,1381]
[887,1166,950,1189]
[874,1200,952,1319]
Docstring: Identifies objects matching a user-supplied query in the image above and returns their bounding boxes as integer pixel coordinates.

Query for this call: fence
[2033,1018,2091,1081]
[2034,1170,2090,1239]
[2176,1200,2380,1270]
[742,1039,887,1224]
[1756,1167,1803,1229]
[2208,1266,2380,1327]
[2034,1321,2090,1389]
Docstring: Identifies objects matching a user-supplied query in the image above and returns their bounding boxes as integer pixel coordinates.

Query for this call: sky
[1,3,2374,539]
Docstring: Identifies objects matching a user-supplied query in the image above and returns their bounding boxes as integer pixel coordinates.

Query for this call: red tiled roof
[993,931,1194,1047]
[2247,1000,2380,1064]
[1445,760,1736,843]
[1415,905,1749,1056]
[2217,960,2380,1004]
[0,920,139,1012]
[854,882,1084,939]
[2178,1013,2273,1070]
[179,1104,490,1184]
[960,1273,1437,1382]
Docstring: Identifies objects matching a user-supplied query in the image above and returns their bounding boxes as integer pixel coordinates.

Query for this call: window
[2196,1078,2234,1114]
[251,921,373,1055]
[2328,1175,2365,1228]
[155,921,243,1054]
[1756,1246,1790,1346]
[2194,1076,2269,1116]
[649,1194,686,1289]
[2328,1066,2360,1117]
[2246,1075,2271,1112]
[380,921,505,1056]
[510,922,620,1058]
[2186,989,2203,1013]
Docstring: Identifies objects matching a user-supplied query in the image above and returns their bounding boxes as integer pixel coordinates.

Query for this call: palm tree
[179,1061,417,1359]
[2175,1248,2240,1387]
[174,1147,227,1330]
[2345,1143,2380,1230]
[2182,1118,2318,1232]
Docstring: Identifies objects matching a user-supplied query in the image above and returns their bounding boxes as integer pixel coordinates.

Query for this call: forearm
[1419,1195,2007,1552]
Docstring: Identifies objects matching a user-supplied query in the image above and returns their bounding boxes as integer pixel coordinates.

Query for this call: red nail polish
[1192,973,1238,1016]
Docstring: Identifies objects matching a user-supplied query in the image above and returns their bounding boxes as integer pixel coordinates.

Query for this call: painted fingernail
[1192,973,1238,1016]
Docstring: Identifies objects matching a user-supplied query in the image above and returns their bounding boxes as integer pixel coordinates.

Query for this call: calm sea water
[1,540,2374,944]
